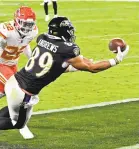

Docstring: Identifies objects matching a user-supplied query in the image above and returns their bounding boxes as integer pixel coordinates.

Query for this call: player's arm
[65,55,93,72]
[67,56,111,73]
[0,36,6,55]
[66,46,129,73]
[23,45,32,59]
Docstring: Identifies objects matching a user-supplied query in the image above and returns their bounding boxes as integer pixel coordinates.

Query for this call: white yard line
[121,62,139,65]
[116,144,139,149]
[33,98,139,115]
[79,33,139,39]
[0,2,19,6]
[126,56,139,59]
[60,7,138,13]
[73,18,136,23]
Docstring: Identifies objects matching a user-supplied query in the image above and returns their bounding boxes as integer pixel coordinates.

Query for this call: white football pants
[5,75,39,128]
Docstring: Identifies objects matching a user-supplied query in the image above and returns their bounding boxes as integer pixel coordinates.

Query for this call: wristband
[108,59,117,66]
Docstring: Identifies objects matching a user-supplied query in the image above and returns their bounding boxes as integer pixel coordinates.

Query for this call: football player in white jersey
[40,0,58,21]
[0,6,39,139]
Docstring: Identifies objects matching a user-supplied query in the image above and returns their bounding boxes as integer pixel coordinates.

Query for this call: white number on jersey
[25,47,53,77]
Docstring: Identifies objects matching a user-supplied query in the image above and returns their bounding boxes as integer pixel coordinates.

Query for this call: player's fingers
[123,45,129,56]
[117,46,122,54]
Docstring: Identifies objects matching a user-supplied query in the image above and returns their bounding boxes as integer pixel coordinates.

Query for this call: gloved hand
[115,45,129,63]
[109,45,129,66]
[25,95,40,107]
[30,95,40,105]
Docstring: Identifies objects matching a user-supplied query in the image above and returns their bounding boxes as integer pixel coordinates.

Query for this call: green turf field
[0,1,139,149]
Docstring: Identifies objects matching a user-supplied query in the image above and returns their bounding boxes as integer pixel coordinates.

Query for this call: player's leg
[0,64,17,99]
[0,117,14,130]
[52,0,58,18]
[1,76,34,139]
[0,106,9,117]
[0,106,34,139]
[44,0,50,21]
[0,65,14,118]
[0,68,9,117]
[0,65,35,138]
[19,106,34,139]
[0,67,7,99]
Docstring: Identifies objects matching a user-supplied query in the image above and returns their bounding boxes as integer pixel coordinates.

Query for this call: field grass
[1,102,139,149]
[0,1,139,149]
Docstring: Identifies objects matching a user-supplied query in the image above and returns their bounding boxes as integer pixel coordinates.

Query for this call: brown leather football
[109,38,126,53]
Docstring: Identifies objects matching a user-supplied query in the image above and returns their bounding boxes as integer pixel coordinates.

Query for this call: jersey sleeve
[62,43,80,59]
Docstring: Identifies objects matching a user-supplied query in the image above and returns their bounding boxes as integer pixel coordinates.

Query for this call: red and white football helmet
[14,6,36,36]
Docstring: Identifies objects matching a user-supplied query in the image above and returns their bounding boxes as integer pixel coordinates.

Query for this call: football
[108,38,126,53]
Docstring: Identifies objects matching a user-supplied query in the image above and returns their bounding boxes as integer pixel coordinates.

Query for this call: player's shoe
[45,15,50,21]
[53,15,58,18]
[40,2,51,5]
[19,125,34,139]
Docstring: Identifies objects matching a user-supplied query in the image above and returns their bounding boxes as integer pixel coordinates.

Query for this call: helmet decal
[60,20,71,27]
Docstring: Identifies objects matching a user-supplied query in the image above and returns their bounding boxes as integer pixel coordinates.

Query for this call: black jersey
[15,33,80,94]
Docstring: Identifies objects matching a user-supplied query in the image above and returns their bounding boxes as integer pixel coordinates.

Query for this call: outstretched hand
[115,45,129,63]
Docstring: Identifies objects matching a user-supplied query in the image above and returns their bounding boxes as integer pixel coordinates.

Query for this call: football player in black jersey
[0,17,129,135]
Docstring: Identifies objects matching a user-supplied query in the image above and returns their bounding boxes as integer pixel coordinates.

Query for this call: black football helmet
[48,16,76,43]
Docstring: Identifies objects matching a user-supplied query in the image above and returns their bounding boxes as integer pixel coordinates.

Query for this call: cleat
[53,15,58,18]
[19,125,34,139]
[45,15,50,21]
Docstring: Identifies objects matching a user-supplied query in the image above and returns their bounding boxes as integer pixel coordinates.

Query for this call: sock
[53,1,57,15]
[0,106,10,118]
[44,2,48,15]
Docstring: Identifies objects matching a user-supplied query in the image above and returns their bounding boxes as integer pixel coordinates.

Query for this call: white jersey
[0,21,38,66]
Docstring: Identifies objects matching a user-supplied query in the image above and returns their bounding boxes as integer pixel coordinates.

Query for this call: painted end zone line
[33,98,139,115]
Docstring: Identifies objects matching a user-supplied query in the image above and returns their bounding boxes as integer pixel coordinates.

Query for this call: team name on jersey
[38,39,59,53]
